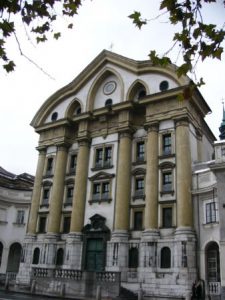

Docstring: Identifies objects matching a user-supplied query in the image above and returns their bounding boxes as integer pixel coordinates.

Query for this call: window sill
[158,153,175,159]
[40,204,49,208]
[91,165,113,171]
[13,222,25,227]
[133,194,145,201]
[43,174,54,179]
[89,198,112,205]
[63,203,72,208]
[203,221,219,227]
[132,160,146,166]
[160,190,174,196]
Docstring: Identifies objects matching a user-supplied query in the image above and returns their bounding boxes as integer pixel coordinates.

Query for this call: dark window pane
[63,216,71,233]
[161,247,171,268]
[39,217,46,233]
[56,248,64,265]
[162,207,172,228]
[163,134,171,155]
[137,142,145,161]
[134,211,143,230]
[129,247,139,268]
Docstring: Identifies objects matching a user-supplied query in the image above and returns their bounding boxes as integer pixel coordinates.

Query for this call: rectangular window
[102,182,110,200]
[63,216,71,233]
[162,172,172,192]
[162,207,172,228]
[42,188,50,205]
[136,141,145,162]
[135,178,144,197]
[134,211,143,230]
[69,154,77,174]
[163,134,172,155]
[94,146,112,169]
[91,181,111,202]
[46,157,53,175]
[66,186,73,204]
[39,216,47,233]
[206,202,217,223]
[16,210,25,224]
[93,183,101,200]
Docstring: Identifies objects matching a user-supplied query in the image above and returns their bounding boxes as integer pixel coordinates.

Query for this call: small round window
[159,80,169,91]
[103,81,116,95]
[51,112,58,121]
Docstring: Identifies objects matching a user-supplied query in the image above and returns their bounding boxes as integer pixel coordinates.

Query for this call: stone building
[17,50,215,299]
[0,167,33,278]
[192,113,225,299]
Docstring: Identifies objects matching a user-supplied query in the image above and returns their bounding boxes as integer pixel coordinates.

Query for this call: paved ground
[0,290,76,300]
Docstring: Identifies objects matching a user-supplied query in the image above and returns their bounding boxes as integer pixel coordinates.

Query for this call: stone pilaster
[27,147,46,234]
[47,144,68,234]
[142,123,159,239]
[175,118,193,229]
[70,139,90,234]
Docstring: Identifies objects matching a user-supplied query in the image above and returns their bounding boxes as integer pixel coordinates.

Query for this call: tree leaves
[130,1,225,87]
[128,11,147,29]
[0,0,82,72]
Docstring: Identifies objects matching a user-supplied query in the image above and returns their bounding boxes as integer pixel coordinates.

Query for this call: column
[27,147,46,234]
[114,131,132,233]
[143,123,159,236]
[47,144,68,234]
[175,118,193,229]
[70,139,90,233]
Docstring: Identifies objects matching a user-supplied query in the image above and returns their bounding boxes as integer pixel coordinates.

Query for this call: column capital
[174,116,189,128]
[144,122,159,132]
[77,136,91,147]
[55,141,71,151]
[118,128,133,139]
[36,145,47,154]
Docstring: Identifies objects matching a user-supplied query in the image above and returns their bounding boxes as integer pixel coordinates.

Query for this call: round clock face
[103,81,117,95]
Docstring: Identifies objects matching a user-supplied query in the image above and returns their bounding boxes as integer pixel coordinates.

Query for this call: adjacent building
[0,167,33,278]
[16,50,216,299]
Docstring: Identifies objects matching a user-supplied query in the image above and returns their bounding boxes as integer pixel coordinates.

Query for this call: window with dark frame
[206,202,217,224]
[95,146,112,169]
[133,211,143,231]
[66,186,73,205]
[16,210,25,224]
[46,157,53,175]
[161,247,171,268]
[129,247,139,268]
[42,188,50,205]
[63,216,71,233]
[39,216,47,233]
[162,171,172,192]
[56,248,64,265]
[92,181,110,201]
[162,207,172,228]
[162,134,172,155]
[135,177,144,197]
[69,154,77,173]
[136,141,145,162]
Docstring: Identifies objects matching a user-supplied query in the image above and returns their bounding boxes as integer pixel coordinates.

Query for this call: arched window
[32,248,40,265]
[161,247,171,268]
[51,112,58,121]
[7,243,22,272]
[56,248,64,266]
[129,247,139,268]
[105,98,113,107]
[138,90,146,99]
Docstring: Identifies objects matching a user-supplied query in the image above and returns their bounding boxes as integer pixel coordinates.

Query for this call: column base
[175,226,196,240]
[141,228,160,241]
[44,233,59,242]
[65,232,83,269]
[111,230,129,242]
[67,232,83,242]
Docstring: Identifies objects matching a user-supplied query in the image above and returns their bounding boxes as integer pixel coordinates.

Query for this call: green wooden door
[85,238,104,271]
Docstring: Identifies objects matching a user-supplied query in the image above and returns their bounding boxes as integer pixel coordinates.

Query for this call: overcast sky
[1,0,224,175]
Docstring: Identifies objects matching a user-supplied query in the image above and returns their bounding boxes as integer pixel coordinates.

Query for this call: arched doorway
[7,242,22,273]
[206,242,220,282]
[82,214,110,272]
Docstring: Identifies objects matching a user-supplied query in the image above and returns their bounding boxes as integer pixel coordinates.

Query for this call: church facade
[17,51,215,299]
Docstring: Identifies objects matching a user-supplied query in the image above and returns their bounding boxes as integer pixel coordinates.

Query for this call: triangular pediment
[89,171,115,181]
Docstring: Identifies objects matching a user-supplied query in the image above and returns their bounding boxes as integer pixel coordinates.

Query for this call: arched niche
[87,68,124,112]
[65,98,83,119]
[126,80,149,101]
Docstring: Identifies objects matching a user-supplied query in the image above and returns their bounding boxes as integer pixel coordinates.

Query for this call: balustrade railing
[208,281,221,295]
